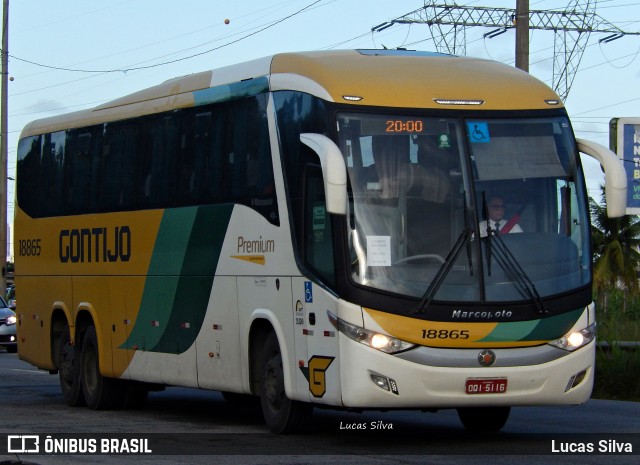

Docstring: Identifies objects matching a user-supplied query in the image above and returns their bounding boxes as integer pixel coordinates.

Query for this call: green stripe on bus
[120,208,196,351]
[120,204,234,353]
[150,204,233,353]
[150,207,198,275]
[477,320,538,343]
[523,307,584,341]
[479,307,584,343]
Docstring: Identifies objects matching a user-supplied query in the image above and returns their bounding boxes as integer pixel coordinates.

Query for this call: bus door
[291,277,340,405]
[291,166,341,405]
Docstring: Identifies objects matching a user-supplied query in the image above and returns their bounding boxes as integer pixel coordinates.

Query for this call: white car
[0,297,17,353]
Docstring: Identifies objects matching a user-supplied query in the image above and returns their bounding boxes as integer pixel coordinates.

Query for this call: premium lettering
[59,226,131,263]
[237,235,275,254]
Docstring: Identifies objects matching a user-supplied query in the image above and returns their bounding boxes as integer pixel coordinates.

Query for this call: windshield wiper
[413,227,472,314]
[489,233,548,314]
[480,192,547,314]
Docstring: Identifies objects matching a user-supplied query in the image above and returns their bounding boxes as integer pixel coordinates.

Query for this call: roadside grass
[592,290,640,401]
[592,344,640,402]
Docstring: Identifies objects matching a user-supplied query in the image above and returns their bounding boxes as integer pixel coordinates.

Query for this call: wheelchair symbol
[472,125,486,141]
[304,281,313,303]
[467,122,490,143]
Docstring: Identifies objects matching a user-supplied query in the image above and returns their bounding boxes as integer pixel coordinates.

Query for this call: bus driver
[479,195,523,237]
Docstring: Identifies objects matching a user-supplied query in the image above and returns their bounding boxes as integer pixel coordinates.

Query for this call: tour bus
[15,49,626,433]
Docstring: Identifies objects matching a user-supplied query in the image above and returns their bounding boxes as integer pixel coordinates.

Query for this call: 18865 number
[19,239,42,256]
[421,329,470,339]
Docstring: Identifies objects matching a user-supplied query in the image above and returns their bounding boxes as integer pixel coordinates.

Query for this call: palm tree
[590,188,640,314]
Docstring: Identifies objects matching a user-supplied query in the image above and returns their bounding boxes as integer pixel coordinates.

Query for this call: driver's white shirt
[478,219,523,238]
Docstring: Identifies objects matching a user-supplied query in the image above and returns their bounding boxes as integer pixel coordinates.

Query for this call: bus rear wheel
[260,332,312,433]
[457,406,510,432]
[58,324,85,407]
[80,325,126,409]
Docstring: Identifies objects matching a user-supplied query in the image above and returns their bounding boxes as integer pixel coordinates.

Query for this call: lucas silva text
[551,439,633,454]
[340,421,394,430]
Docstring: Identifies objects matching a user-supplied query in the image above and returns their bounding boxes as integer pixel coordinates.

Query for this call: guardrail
[597,341,640,351]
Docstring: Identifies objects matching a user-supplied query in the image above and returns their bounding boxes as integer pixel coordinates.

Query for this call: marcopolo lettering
[59,226,131,263]
[452,309,513,319]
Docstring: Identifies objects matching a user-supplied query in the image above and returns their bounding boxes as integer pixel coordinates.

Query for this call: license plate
[465,378,508,394]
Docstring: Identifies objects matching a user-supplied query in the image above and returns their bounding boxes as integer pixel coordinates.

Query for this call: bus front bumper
[338,333,594,409]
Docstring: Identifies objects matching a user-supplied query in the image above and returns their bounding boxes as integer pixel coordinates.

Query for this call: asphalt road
[0,350,638,465]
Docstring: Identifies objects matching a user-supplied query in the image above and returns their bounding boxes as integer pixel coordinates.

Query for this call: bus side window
[16,136,42,217]
[64,129,94,214]
[304,164,335,286]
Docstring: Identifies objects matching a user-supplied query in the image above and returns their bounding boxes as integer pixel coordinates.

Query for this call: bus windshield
[337,113,590,304]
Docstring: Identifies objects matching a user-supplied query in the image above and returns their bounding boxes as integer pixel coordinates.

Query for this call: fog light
[565,369,587,392]
[371,374,390,391]
[370,373,399,395]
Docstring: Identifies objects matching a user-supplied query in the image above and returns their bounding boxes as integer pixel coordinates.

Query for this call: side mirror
[300,133,347,215]
[576,138,627,218]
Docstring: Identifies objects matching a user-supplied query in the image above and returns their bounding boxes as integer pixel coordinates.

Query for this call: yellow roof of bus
[20,50,563,138]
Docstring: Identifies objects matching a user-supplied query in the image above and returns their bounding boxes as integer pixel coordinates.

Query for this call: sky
[4,0,640,233]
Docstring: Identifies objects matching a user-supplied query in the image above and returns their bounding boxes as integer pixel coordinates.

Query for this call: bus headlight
[547,323,596,351]
[328,311,416,354]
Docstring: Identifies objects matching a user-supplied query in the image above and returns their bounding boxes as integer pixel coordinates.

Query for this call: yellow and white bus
[15,50,626,433]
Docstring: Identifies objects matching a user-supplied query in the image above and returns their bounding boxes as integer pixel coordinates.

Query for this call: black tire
[80,325,126,409]
[58,324,85,407]
[6,345,17,354]
[260,332,312,434]
[457,406,511,432]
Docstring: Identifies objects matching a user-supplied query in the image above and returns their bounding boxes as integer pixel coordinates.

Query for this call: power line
[573,95,640,116]
[372,0,640,100]
[6,2,639,130]
[6,0,325,74]
[11,0,308,82]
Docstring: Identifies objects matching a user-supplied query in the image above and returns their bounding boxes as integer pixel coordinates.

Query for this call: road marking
[11,368,48,375]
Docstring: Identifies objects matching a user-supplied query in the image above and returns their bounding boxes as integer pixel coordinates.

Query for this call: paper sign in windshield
[367,236,391,266]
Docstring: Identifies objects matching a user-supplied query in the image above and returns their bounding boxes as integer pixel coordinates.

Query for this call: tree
[590,188,640,313]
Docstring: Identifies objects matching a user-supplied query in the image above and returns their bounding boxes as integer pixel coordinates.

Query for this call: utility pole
[515,0,529,72]
[372,1,640,100]
[0,0,8,297]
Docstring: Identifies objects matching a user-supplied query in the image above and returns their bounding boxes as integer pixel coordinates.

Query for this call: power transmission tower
[1,0,8,296]
[372,0,640,100]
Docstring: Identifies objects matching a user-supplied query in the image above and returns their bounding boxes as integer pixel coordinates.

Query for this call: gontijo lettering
[59,226,131,263]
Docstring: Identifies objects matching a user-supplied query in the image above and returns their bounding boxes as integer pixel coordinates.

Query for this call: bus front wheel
[58,324,85,407]
[80,325,125,409]
[260,332,312,433]
[457,406,510,432]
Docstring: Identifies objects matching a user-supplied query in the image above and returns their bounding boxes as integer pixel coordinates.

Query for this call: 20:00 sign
[385,119,424,133]
[19,239,42,256]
